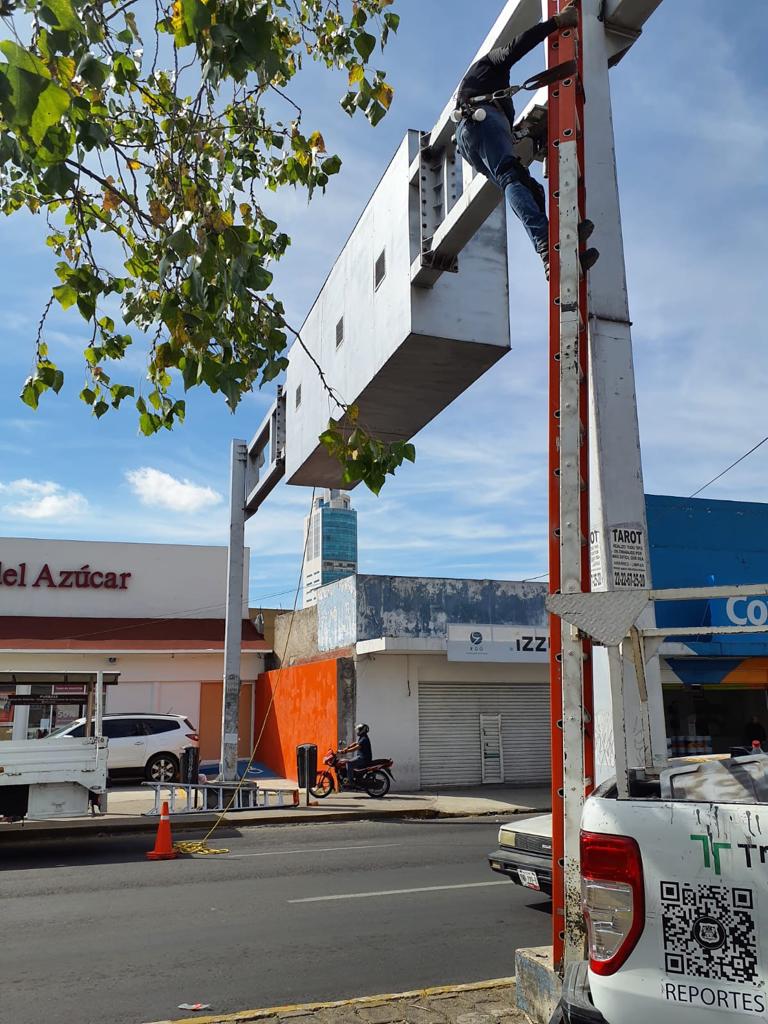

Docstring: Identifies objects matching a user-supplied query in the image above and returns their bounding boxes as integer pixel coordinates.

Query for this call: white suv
[49,713,199,782]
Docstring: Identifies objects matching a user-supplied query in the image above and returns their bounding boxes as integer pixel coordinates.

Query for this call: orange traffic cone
[146,800,177,860]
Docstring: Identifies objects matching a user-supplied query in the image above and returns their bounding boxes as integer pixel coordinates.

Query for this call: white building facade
[271,573,552,790]
[0,537,268,762]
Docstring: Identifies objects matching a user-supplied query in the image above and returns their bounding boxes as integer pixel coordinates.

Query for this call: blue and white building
[647,494,768,755]
[302,490,358,606]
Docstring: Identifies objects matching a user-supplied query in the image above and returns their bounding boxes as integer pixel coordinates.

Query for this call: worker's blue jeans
[455,106,548,256]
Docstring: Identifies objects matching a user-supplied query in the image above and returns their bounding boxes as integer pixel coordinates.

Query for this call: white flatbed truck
[0,671,113,820]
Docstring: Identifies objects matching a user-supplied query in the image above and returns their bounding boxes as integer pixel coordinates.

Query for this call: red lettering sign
[0,561,132,590]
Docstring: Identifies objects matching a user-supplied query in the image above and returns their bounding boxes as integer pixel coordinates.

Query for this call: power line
[522,571,549,581]
[689,434,768,499]
[249,585,301,604]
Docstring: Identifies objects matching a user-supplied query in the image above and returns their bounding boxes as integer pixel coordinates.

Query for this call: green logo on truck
[690,834,731,875]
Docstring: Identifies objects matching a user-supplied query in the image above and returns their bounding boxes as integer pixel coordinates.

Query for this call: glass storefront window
[0,687,13,741]
[664,686,768,755]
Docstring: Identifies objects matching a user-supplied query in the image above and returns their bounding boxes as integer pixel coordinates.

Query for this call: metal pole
[85,683,95,738]
[95,671,104,736]
[607,644,630,799]
[580,0,667,780]
[221,439,248,781]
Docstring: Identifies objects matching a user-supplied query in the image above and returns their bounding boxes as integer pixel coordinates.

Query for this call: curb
[145,976,517,1024]
[0,805,550,843]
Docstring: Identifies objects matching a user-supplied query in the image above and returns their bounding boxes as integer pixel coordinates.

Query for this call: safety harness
[451,58,577,124]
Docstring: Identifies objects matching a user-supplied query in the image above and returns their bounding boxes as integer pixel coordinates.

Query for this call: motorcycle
[309,749,394,799]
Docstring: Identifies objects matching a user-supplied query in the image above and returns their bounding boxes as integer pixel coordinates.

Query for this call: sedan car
[49,713,199,782]
[488,813,553,895]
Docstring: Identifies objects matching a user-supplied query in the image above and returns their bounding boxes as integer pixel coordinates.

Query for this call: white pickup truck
[541,753,768,1023]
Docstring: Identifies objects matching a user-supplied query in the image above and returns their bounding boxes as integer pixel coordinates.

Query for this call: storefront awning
[665,657,768,688]
[0,617,270,653]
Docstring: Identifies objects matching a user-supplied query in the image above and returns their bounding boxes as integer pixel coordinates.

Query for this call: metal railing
[142,781,298,815]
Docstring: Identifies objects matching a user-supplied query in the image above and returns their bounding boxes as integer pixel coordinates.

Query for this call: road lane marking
[210,843,403,860]
[288,881,509,903]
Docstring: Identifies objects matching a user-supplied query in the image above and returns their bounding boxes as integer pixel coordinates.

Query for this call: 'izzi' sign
[0,562,132,591]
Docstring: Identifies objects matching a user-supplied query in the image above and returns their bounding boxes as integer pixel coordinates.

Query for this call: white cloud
[0,479,89,520]
[125,466,223,513]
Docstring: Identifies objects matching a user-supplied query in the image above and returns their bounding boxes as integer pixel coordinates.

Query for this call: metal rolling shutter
[418,681,550,788]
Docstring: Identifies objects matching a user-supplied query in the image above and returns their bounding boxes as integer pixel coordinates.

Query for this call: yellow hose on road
[173,839,229,856]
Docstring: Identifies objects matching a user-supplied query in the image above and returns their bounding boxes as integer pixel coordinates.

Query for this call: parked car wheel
[145,753,180,782]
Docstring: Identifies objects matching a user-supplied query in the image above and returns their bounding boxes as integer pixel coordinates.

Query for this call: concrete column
[221,439,248,781]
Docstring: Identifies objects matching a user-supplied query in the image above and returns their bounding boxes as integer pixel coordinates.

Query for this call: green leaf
[40,0,82,32]
[20,380,40,410]
[76,291,96,320]
[76,53,109,88]
[168,228,196,258]
[235,9,271,61]
[52,283,77,309]
[174,0,212,47]
[77,120,108,150]
[29,80,70,144]
[321,155,342,175]
[139,412,156,436]
[41,162,77,196]
[109,384,134,406]
[353,32,376,62]
[367,100,387,127]
[93,400,109,418]
[0,65,47,130]
[210,23,238,48]
[0,41,51,79]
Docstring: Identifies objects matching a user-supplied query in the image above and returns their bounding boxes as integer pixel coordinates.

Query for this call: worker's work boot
[578,219,595,245]
[580,247,600,273]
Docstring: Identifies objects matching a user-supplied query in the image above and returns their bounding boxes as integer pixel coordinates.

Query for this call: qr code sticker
[660,880,758,984]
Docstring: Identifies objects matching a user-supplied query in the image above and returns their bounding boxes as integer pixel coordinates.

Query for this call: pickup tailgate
[584,793,768,1023]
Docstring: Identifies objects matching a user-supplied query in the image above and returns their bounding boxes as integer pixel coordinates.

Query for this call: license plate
[518,869,540,890]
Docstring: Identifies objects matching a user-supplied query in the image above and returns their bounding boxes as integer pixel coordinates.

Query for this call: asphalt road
[0,817,551,1024]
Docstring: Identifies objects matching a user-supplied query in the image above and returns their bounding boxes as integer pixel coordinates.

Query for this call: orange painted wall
[254,660,338,780]
[198,681,254,761]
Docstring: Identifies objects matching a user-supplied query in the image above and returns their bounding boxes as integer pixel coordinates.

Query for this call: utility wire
[689,434,768,499]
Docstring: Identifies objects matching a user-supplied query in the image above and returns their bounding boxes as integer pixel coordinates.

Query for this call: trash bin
[181,745,200,784]
[296,743,317,791]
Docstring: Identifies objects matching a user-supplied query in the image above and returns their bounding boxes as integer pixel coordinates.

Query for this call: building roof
[0,617,269,653]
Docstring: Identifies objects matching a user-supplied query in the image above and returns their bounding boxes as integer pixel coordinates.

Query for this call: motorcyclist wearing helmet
[341,723,372,787]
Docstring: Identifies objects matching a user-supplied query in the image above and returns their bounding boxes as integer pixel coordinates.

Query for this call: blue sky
[0,1,765,611]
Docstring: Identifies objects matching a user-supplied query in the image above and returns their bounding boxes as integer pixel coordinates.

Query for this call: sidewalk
[148,978,529,1024]
[0,784,550,841]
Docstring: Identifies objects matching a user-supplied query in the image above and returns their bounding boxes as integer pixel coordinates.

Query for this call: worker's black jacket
[457,17,557,126]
